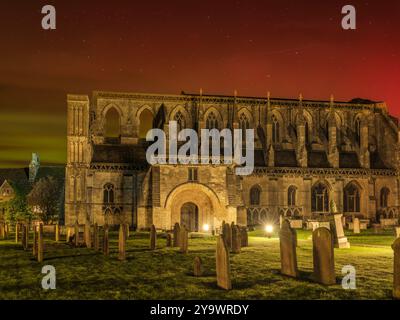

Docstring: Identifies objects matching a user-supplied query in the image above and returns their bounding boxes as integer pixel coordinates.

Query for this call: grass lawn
[0,228,397,300]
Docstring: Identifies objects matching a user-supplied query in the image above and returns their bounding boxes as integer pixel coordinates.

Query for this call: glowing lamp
[265,224,273,235]
[203,224,210,232]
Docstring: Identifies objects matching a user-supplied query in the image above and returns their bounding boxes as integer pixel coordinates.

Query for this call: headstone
[150,224,157,250]
[216,235,231,290]
[173,223,181,247]
[329,213,350,248]
[392,238,400,299]
[353,218,360,234]
[37,224,44,263]
[223,223,232,249]
[21,224,26,248]
[240,227,248,247]
[15,223,20,243]
[180,226,188,254]
[395,227,400,239]
[0,222,5,239]
[279,219,298,277]
[74,221,79,247]
[231,225,241,253]
[166,233,172,247]
[84,222,91,248]
[312,227,335,285]
[118,224,126,261]
[103,224,109,256]
[193,256,203,276]
[93,223,99,251]
[32,225,38,258]
[55,223,60,242]
[67,226,72,242]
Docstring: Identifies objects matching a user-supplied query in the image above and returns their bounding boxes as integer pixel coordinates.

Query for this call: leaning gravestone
[353,218,360,234]
[93,223,100,251]
[312,227,335,285]
[193,256,203,276]
[173,223,181,247]
[180,226,188,254]
[216,235,231,290]
[166,233,172,247]
[84,222,91,248]
[329,213,350,248]
[240,227,248,247]
[279,219,298,277]
[103,224,109,256]
[118,224,126,261]
[74,221,79,247]
[231,225,241,254]
[392,238,400,299]
[37,224,44,263]
[150,224,157,250]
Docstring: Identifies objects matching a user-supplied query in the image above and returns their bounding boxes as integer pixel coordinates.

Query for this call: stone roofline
[67,90,396,121]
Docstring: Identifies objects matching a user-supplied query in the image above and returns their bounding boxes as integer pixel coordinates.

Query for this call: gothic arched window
[288,186,296,206]
[174,110,186,131]
[250,185,261,206]
[272,115,280,143]
[104,107,120,141]
[103,183,114,204]
[344,183,360,212]
[206,111,219,130]
[311,183,329,213]
[239,113,250,140]
[380,187,390,208]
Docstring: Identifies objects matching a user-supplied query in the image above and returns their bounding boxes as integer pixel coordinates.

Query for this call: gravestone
[84,222,91,248]
[21,224,26,248]
[312,227,335,285]
[180,226,188,254]
[193,256,203,277]
[392,238,400,299]
[32,225,38,258]
[231,225,241,254]
[150,224,157,250]
[223,223,232,250]
[118,224,126,261]
[93,223,99,251]
[240,227,248,247]
[103,224,109,256]
[66,227,72,242]
[329,213,350,248]
[353,218,360,234]
[15,223,20,243]
[279,219,298,277]
[216,235,231,290]
[0,222,4,239]
[395,227,400,239]
[37,224,44,263]
[74,221,79,247]
[55,223,60,242]
[173,223,181,247]
[166,233,172,247]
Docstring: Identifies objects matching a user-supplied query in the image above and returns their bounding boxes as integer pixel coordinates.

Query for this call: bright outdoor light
[203,224,210,232]
[265,224,273,234]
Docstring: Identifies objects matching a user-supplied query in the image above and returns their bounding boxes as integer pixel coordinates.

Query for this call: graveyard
[0,224,397,300]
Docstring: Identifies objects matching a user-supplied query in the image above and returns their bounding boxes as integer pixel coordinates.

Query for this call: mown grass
[0,228,397,300]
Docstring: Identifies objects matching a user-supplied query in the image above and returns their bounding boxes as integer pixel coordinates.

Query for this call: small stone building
[65,91,400,231]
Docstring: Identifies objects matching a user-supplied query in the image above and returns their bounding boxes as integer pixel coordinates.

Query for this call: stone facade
[64,91,400,230]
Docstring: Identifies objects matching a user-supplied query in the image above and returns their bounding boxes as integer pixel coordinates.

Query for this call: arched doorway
[180,202,199,232]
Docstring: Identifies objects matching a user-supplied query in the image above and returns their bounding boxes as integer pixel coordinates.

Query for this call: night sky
[0,0,399,167]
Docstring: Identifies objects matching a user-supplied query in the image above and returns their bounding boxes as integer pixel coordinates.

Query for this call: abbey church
[65,91,400,231]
